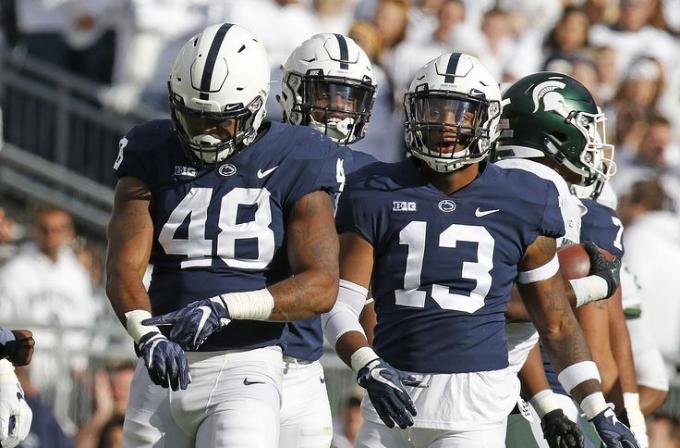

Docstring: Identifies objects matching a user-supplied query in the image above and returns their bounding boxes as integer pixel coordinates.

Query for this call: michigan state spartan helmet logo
[531,78,570,118]
[496,72,616,193]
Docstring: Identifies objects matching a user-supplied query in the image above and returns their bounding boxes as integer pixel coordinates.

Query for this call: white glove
[0,360,32,448]
[624,393,648,448]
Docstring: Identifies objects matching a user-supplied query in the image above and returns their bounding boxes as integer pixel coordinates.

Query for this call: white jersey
[495,159,585,372]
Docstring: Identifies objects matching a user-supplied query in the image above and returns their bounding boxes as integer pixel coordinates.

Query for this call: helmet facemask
[170,91,266,166]
[283,72,375,145]
[405,89,500,173]
[550,108,616,189]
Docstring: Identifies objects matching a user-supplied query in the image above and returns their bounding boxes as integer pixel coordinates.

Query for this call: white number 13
[395,221,494,313]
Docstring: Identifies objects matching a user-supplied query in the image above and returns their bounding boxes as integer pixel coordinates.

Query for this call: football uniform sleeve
[284,140,345,208]
[113,127,155,188]
[335,183,376,245]
[582,201,625,259]
[539,181,566,239]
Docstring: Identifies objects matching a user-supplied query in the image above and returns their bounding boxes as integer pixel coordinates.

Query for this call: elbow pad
[322,279,368,346]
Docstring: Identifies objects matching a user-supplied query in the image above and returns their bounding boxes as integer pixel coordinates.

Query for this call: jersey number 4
[396,221,494,313]
[158,187,275,270]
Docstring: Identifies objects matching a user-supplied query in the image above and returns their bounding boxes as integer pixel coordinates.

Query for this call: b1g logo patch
[393,201,417,212]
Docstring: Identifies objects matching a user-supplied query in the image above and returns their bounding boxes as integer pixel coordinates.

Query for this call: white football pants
[278,358,333,448]
[122,346,283,448]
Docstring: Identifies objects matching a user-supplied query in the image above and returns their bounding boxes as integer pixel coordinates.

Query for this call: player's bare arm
[517,235,598,402]
[576,301,617,394]
[606,286,636,406]
[327,231,421,430]
[105,176,154,322]
[333,231,374,367]
[106,176,189,391]
[268,189,339,320]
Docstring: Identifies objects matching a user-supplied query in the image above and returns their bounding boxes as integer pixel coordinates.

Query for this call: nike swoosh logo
[194,306,212,348]
[257,166,279,179]
[475,207,500,217]
[243,377,265,386]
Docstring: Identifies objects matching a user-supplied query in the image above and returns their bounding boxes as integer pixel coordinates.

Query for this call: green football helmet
[495,72,616,192]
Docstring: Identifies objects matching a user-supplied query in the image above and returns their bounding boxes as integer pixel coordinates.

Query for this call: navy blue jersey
[114,120,343,351]
[336,159,565,373]
[580,199,625,259]
[282,146,378,361]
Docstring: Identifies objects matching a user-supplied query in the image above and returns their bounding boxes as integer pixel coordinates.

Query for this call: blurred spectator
[15,367,74,448]
[480,8,515,79]
[0,208,99,413]
[612,115,680,204]
[648,413,680,448]
[75,362,134,448]
[543,7,591,65]
[386,0,470,101]
[594,45,621,104]
[313,0,356,33]
[348,21,404,162]
[589,0,679,75]
[95,416,124,448]
[608,57,666,151]
[0,207,19,264]
[372,0,409,64]
[331,388,364,448]
[619,179,680,376]
[10,0,127,85]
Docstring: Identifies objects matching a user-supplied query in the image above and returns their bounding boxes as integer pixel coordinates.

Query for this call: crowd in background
[1,0,680,447]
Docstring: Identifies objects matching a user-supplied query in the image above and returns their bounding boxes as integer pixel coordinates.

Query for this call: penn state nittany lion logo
[532,78,570,118]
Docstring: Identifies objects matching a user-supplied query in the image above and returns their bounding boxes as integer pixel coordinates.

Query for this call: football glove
[540,409,584,448]
[135,332,190,391]
[143,297,231,351]
[590,406,639,448]
[618,409,648,448]
[583,242,621,297]
[357,358,422,429]
[0,361,32,448]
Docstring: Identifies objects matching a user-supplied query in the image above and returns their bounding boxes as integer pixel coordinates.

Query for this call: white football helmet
[279,33,376,145]
[168,23,270,165]
[404,53,502,173]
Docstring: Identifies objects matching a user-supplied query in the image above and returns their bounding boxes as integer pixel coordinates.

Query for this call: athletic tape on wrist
[125,309,159,344]
[220,288,275,320]
[558,360,601,394]
[529,389,561,418]
[517,255,559,284]
[570,276,609,307]
[350,346,379,373]
[623,392,641,415]
[580,392,608,420]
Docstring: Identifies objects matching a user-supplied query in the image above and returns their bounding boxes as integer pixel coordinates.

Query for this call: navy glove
[357,358,423,430]
[590,407,640,448]
[541,409,584,448]
[136,331,190,391]
[583,242,621,297]
[143,297,231,351]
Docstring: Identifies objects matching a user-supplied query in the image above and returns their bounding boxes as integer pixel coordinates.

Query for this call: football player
[329,53,635,447]
[106,23,344,448]
[276,33,378,447]
[0,327,34,448]
[497,72,645,447]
